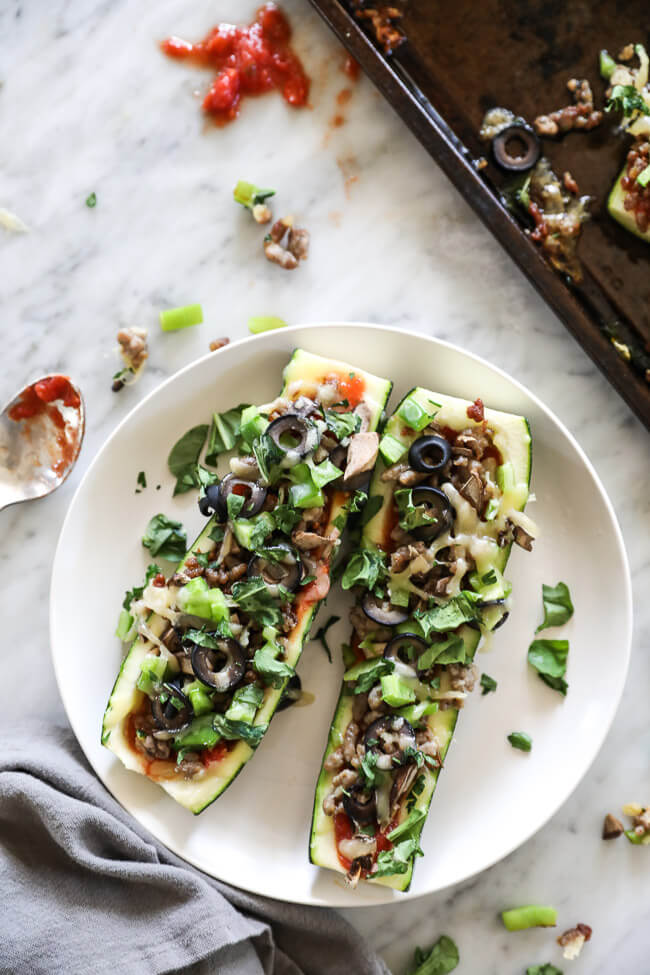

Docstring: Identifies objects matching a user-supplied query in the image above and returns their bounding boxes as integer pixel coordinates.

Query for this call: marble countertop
[2,1,648,972]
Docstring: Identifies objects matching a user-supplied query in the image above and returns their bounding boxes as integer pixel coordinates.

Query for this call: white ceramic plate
[51,324,632,906]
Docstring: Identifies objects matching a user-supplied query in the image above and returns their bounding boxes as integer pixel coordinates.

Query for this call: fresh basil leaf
[208,524,225,545]
[314,614,340,663]
[372,836,423,878]
[348,490,368,514]
[212,715,267,747]
[142,514,187,561]
[408,935,459,975]
[536,581,574,633]
[528,638,569,695]
[205,404,251,465]
[526,965,563,975]
[136,471,147,490]
[324,408,361,441]
[341,549,388,592]
[414,593,481,638]
[122,563,161,610]
[343,657,395,694]
[168,424,209,495]
[253,645,295,688]
[300,574,316,586]
[226,492,245,520]
[387,807,425,842]
[395,488,439,533]
[605,84,650,117]
[508,731,532,752]
[271,504,302,535]
[184,623,233,646]
[480,673,497,695]
[481,569,497,586]
[252,431,284,483]
[231,578,285,628]
[358,750,379,788]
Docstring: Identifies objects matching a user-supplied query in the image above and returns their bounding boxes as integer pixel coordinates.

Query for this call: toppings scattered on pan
[112,327,148,392]
[603,803,650,845]
[346,2,406,56]
[310,387,535,889]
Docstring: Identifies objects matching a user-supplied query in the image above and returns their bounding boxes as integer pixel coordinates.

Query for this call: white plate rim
[50,322,633,906]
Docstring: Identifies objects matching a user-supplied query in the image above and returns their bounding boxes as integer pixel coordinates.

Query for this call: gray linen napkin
[0,721,390,975]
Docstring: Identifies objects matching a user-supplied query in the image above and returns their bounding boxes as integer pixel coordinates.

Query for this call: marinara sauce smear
[161,2,310,125]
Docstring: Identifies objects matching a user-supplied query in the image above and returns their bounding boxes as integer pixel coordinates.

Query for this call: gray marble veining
[1,1,648,972]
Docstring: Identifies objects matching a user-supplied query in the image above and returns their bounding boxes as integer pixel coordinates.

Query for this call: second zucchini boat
[102,349,392,813]
[310,386,535,890]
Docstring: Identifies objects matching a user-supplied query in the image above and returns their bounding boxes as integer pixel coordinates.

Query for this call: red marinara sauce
[337,371,365,408]
[466,397,484,423]
[8,376,82,477]
[161,3,310,125]
[333,811,396,873]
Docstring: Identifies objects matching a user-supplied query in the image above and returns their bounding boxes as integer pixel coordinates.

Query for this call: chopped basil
[481,569,497,586]
[205,404,251,465]
[343,656,394,694]
[358,749,379,788]
[417,634,465,670]
[323,408,361,441]
[300,574,316,586]
[348,490,368,514]
[253,645,295,688]
[85,192,97,208]
[314,614,340,663]
[208,524,225,545]
[605,84,650,117]
[527,638,569,695]
[526,966,563,975]
[212,715,267,747]
[408,935,459,975]
[230,578,288,628]
[395,488,440,533]
[136,471,147,491]
[167,424,210,495]
[270,504,302,535]
[226,492,245,520]
[142,514,187,561]
[372,836,423,878]
[340,549,388,592]
[536,581,574,633]
[414,593,481,638]
[507,731,532,752]
[480,673,497,695]
[252,430,284,483]
[387,807,425,843]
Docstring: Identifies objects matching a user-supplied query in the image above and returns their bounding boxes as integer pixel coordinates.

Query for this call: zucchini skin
[608,165,650,243]
[309,386,532,889]
[102,350,392,814]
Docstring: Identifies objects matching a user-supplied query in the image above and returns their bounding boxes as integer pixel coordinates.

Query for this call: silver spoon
[0,375,85,512]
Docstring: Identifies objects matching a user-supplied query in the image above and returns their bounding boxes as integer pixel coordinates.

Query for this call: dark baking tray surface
[309,0,650,429]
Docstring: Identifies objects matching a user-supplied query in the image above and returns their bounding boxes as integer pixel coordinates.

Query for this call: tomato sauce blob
[8,375,82,478]
[337,371,365,408]
[161,3,310,125]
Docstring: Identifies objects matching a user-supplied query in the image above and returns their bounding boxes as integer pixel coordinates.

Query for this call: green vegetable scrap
[159,304,204,332]
[507,731,532,752]
[501,904,557,931]
[407,935,459,975]
[142,514,187,561]
[528,639,569,695]
[248,316,288,334]
[536,581,573,633]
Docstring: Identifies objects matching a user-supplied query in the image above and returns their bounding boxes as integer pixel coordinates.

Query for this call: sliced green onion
[248,316,288,334]
[637,163,650,188]
[160,304,204,332]
[599,49,616,80]
[508,731,532,752]
[234,181,275,209]
[502,905,557,931]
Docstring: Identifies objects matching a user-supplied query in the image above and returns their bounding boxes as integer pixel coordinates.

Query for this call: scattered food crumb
[156,484,161,490]
[618,43,635,61]
[113,327,148,392]
[233,181,275,224]
[611,337,632,361]
[337,154,360,196]
[349,2,405,55]
[337,88,353,106]
[86,192,97,208]
[623,803,650,843]
[209,337,230,352]
[343,54,360,80]
[557,923,592,960]
[602,812,624,839]
[263,217,310,269]
[137,471,147,491]
[533,78,602,137]
[562,171,579,194]
[476,156,488,170]
[0,207,29,233]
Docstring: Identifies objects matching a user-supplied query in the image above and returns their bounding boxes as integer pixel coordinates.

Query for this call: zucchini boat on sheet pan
[102,350,392,813]
[310,387,534,890]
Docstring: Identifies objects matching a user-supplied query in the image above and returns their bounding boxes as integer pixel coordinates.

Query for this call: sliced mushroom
[513,525,534,551]
[344,432,379,487]
[459,471,483,511]
[390,762,419,811]
[151,683,192,732]
[190,637,246,693]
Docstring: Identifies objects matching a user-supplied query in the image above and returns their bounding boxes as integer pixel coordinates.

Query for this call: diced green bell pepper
[136,654,168,696]
[184,679,215,716]
[380,674,416,708]
[226,683,264,724]
[379,434,407,466]
[173,714,220,751]
[178,577,230,624]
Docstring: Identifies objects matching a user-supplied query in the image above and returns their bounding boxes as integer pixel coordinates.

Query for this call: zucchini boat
[102,349,392,813]
[608,160,650,242]
[310,387,534,890]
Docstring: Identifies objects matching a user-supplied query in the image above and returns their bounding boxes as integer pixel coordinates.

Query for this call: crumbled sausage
[263,216,310,270]
[557,923,592,960]
[264,239,298,269]
[533,78,603,137]
[342,721,360,763]
[209,336,230,352]
[324,747,345,772]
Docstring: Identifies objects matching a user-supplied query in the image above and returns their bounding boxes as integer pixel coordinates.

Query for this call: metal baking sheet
[309,0,650,429]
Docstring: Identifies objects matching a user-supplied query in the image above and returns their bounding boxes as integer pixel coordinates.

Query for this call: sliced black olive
[410,486,455,541]
[200,474,267,520]
[492,124,540,172]
[266,413,319,462]
[383,633,427,666]
[492,610,510,631]
[190,637,246,693]
[277,674,302,712]
[408,435,451,474]
[362,592,409,627]
[248,541,302,592]
[477,598,506,608]
[364,716,417,770]
[343,784,377,825]
[151,682,192,732]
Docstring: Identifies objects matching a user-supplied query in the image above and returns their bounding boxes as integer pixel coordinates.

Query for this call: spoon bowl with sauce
[0,375,85,512]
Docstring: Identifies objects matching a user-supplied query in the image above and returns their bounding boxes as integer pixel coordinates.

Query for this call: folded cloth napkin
[0,721,390,975]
